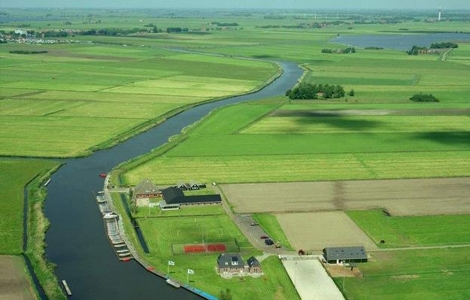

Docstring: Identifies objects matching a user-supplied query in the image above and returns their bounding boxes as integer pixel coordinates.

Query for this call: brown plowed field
[276,212,378,251]
[220,177,470,216]
[0,256,36,300]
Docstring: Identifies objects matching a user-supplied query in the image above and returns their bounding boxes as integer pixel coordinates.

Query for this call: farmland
[0,43,277,157]
[2,7,470,300]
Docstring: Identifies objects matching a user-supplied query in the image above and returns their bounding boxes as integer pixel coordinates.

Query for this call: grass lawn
[0,159,58,254]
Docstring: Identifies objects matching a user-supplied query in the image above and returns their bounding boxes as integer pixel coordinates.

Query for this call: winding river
[43,61,303,299]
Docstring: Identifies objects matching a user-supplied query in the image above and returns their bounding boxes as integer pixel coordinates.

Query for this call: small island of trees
[286,83,348,100]
[409,93,439,102]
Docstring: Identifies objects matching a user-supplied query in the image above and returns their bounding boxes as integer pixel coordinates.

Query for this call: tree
[349,89,355,96]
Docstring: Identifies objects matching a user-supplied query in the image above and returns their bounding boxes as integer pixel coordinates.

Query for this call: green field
[338,248,470,300]
[0,159,58,254]
[347,210,470,248]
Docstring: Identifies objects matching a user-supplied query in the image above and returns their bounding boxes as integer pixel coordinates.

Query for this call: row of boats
[96,191,133,261]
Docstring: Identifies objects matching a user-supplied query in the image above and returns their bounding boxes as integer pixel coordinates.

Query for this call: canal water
[330,32,470,51]
[44,61,303,300]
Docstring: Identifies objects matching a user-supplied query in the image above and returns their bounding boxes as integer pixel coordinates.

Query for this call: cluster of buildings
[132,179,221,210]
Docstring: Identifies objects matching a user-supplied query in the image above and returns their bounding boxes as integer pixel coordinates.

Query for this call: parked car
[265,239,274,245]
[260,235,269,239]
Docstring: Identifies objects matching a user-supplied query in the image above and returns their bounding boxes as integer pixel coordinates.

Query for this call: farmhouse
[323,246,368,264]
[217,253,262,276]
[133,179,161,198]
[159,187,222,210]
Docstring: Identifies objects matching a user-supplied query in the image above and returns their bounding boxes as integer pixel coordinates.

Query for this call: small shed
[323,246,367,264]
[133,179,161,198]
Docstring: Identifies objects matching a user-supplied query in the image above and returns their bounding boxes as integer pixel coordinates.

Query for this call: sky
[0,0,469,10]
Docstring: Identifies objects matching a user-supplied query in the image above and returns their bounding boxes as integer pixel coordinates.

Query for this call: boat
[61,280,72,296]
[166,278,181,288]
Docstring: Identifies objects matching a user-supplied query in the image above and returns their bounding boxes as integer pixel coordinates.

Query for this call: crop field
[0,159,58,254]
[136,213,299,299]
[0,43,276,157]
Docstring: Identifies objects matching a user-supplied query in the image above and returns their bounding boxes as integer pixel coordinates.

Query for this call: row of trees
[286,83,349,100]
[407,42,458,55]
[430,42,458,49]
[321,47,356,54]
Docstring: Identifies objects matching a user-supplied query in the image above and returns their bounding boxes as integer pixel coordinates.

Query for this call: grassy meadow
[122,98,470,185]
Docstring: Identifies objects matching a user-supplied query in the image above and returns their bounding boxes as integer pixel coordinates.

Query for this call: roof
[217,253,245,269]
[162,187,222,205]
[134,179,159,195]
[162,187,185,203]
[247,256,260,268]
[323,246,367,261]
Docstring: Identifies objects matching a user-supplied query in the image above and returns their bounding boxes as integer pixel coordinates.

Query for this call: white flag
[168,260,175,266]
[187,269,194,275]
